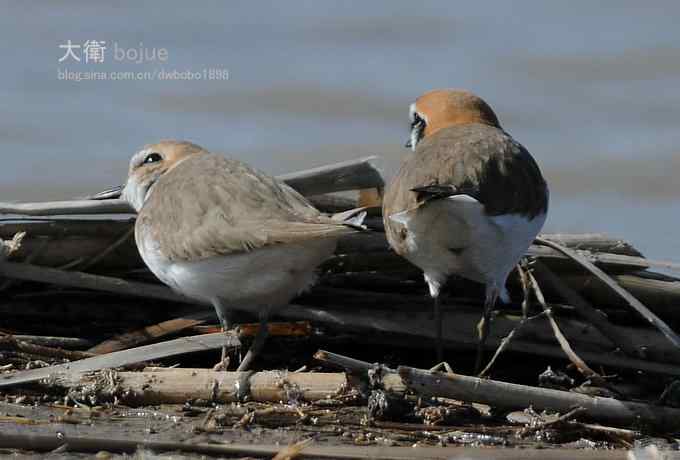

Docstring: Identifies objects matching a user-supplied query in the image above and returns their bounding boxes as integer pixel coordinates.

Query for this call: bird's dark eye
[411,113,425,127]
[143,153,163,164]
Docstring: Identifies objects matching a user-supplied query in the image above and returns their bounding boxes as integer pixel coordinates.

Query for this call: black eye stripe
[143,152,163,164]
[411,113,425,127]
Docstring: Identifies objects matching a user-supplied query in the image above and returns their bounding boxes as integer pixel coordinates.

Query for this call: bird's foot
[212,355,230,371]
[429,361,454,374]
[236,319,270,372]
[474,304,494,376]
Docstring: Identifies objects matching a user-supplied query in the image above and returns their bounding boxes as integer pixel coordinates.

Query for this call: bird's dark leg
[213,301,233,369]
[434,294,443,363]
[475,287,498,375]
[237,312,269,372]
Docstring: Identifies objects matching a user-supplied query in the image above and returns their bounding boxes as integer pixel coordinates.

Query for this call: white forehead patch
[409,102,417,122]
[130,148,154,170]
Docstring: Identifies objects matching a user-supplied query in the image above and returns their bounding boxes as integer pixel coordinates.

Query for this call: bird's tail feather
[331,206,369,230]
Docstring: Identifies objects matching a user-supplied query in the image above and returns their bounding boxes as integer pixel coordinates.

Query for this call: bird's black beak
[404,138,412,149]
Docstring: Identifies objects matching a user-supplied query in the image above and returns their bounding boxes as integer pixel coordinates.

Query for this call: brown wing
[383,124,548,253]
[138,154,356,262]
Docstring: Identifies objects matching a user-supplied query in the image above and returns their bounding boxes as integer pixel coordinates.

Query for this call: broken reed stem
[478,311,548,377]
[0,261,197,305]
[519,406,588,437]
[314,349,381,373]
[534,237,680,351]
[271,438,314,460]
[0,336,93,361]
[77,227,135,271]
[518,262,531,319]
[526,269,604,385]
[0,232,25,261]
[2,335,92,349]
[0,236,49,292]
[88,314,209,354]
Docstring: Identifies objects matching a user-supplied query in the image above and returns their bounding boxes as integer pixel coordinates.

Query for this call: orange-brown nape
[416,89,501,138]
[130,140,207,176]
[124,140,210,212]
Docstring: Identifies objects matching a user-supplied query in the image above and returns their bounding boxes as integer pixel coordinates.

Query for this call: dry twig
[526,269,605,385]
[535,237,680,351]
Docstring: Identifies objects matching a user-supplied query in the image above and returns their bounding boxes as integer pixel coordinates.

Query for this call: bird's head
[406,89,501,151]
[122,140,208,212]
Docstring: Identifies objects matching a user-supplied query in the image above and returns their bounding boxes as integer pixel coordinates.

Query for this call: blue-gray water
[1,2,679,260]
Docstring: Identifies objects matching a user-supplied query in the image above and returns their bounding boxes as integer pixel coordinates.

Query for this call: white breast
[136,229,336,315]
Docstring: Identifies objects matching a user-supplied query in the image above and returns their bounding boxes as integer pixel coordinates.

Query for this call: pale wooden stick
[0,332,239,388]
[0,199,133,216]
[53,369,350,405]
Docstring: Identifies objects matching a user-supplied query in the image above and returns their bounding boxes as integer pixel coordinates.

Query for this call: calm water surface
[0,2,679,259]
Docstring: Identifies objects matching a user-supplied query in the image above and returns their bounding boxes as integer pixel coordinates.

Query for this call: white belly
[389,195,546,297]
[137,231,336,314]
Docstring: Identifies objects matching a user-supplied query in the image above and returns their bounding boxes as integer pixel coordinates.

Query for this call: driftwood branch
[0,156,383,217]
[537,233,644,257]
[399,366,680,431]
[276,155,383,196]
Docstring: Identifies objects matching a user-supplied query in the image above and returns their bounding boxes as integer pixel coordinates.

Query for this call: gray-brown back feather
[137,154,356,261]
[383,124,548,254]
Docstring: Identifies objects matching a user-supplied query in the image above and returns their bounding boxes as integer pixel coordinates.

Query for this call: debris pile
[1,157,679,458]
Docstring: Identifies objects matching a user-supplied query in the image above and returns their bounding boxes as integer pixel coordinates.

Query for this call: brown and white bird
[123,140,364,370]
[383,90,549,369]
